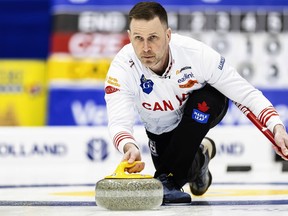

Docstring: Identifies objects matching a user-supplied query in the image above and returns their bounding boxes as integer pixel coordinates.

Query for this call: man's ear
[127,29,131,42]
[166,28,172,42]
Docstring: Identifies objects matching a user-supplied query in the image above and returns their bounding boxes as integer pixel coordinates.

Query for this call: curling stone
[95,161,163,210]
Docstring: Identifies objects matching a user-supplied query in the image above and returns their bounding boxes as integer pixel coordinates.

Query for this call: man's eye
[135,36,143,41]
[149,36,157,40]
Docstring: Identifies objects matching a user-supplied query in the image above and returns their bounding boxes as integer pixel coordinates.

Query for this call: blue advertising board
[47,87,107,126]
[47,87,288,128]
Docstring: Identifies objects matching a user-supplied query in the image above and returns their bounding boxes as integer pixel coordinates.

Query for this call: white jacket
[104,33,283,153]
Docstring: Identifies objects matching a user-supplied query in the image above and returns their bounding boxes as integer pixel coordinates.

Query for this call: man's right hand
[122,143,145,173]
[273,124,288,160]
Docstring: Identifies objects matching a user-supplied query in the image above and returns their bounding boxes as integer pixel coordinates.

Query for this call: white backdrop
[0,125,280,185]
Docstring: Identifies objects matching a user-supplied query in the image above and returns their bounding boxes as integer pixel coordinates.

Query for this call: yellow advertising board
[47,56,111,81]
[0,60,47,126]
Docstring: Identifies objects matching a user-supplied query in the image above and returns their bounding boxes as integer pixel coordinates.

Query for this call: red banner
[50,32,130,58]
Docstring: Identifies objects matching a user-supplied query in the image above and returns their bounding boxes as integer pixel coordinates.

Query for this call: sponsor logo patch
[218,56,225,70]
[148,140,158,156]
[192,109,210,124]
[105,85,119,94]
[180,66,192,72]
[177,72,195,83]
[107,76,120,87]
[129,59,135,68]
[179,79,198,88]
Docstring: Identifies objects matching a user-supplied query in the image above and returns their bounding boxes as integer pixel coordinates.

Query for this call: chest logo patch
[140,74,154,94]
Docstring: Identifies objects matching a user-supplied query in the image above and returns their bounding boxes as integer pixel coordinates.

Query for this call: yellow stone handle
[105,161,153,179]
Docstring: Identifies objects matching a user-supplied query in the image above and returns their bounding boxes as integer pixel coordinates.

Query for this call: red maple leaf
[198,101,209,112]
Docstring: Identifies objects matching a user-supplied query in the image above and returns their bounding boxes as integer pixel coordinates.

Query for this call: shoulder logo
[105,86,119,94]
[107,76,120,87]
[218,56,225,70]
[140,74,154,94]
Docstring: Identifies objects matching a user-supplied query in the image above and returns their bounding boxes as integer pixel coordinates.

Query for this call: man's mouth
[142,55,154,59]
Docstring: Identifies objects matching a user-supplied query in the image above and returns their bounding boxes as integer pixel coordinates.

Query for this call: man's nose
[143,40,151,52]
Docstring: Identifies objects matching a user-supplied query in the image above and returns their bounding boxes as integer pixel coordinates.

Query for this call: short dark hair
[128,2,168,29]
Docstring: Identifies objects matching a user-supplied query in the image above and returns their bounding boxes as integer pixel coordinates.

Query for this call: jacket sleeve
[104,56,139,154]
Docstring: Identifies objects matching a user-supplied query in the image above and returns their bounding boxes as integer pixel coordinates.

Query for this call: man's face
[128,17,171,71]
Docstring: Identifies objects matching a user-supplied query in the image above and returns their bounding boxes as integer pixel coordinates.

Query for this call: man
[104,2,288,204]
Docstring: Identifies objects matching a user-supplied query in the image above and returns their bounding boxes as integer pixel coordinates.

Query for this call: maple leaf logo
[198,101,209,112]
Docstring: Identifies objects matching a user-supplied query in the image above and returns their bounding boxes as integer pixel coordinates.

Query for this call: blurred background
[0,0,288,183]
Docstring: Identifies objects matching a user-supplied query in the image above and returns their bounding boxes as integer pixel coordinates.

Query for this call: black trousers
[146,84,229,187]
